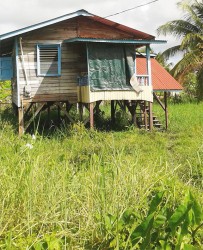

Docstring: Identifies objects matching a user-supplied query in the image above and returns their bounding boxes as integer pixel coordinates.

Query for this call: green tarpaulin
[88,43,135,91]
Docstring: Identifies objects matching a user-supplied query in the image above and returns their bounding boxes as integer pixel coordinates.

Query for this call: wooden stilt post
[94,101,101,116]
[18,106,24,136]
[123,100,126,112]
[47,103,51,126]
[111,100,115,125]
[149,101,153,131]
[57,104,61,123]
[65,102,69,112]
[24,102,46,132]
[144,101,148,130]
[131,102,137,127]
[79,102,83,121]
[64,102,68,124]
[164,92,168,130]
[89,102,94,129]
[56,102,74,124]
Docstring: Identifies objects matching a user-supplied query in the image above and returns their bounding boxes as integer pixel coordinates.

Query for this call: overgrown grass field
[0,102,203,249]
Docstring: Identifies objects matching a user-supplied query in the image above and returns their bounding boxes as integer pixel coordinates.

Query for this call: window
[37,44,61,76]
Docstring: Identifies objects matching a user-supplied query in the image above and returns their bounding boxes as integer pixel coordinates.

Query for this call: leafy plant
[0,81,11,102]
[0,103,203,249]
[97,191,203,249]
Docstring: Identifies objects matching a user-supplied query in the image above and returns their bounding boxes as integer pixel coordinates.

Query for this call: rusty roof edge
[89,15,155,40]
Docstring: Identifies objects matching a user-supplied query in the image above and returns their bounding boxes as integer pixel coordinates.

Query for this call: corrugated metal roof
[0,9,92,40]
[136,57,183,91]
[87,16,155,40]
[0,9,155,42]
[64,38,166,44]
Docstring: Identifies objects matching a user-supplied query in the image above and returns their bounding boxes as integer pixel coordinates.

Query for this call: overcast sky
[0,0,184,62]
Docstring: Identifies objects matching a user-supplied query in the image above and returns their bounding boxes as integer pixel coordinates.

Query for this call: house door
[0,57,13,81]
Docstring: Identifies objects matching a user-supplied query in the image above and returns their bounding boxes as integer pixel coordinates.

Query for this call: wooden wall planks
[14,16,144,106]
[18,26,87,104]
[77,16,134,39]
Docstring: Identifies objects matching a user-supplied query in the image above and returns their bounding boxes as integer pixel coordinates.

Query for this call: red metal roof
[87,16,155,40]
[136,57,183,91]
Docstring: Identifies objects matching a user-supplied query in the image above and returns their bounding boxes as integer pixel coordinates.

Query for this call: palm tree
[136,48,173,72]
[157,0,203,99]
[155,52,173,72]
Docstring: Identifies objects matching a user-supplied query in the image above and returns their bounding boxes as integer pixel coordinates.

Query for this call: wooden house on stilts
[0,10,183,134]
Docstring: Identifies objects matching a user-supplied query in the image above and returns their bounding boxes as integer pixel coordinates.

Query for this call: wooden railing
[136,75,149,86]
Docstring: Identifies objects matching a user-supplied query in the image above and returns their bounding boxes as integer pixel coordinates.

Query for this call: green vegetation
[0,102,203,249]
[0,81,11,103]
[157,0,203,99]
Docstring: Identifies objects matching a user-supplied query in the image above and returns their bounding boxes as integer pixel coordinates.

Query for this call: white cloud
[0,0,183,59]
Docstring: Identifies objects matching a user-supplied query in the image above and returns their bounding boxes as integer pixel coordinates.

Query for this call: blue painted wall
[0,57,13,81]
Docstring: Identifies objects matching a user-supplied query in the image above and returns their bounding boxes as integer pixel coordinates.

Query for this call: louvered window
[37,44,61,76]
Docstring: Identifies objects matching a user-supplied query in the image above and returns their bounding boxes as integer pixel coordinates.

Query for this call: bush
[0,80,11,103]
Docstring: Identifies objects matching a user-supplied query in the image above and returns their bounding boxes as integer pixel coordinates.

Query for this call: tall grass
[0,103,203,249]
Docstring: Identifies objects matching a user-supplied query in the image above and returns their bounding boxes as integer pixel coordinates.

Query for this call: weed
[0,103,203,248]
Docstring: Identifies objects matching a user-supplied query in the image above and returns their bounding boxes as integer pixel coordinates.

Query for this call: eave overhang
[64,38,167,45]
[153,89,182,92]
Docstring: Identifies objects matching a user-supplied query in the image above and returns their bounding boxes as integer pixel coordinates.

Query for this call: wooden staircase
[136,101,163,130]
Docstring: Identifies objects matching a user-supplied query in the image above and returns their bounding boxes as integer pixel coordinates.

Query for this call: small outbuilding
[0,9,182,134]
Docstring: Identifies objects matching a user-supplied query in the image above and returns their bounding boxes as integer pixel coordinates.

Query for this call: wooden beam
[117,100,125,111]
[164,92,168,130]
[24,103,33,117]
[95,100,102,114]
[66,101,73,113]
[15,38,20,107]
[125,101,133,115]
[83,103,89,112]
[18,107,24,136]
[131,107,137,127]
[57,105,61,122]
[111,100,115,125]
[89,102,94,129]
[148,101,153,131]
[56,102,74,124]
[131,102,137,127]
[78,102,83,121]
[83,116,90,126]
[153,92,165,111]
[83,102,101,114]
[47,104,51,126]
[144,101,148,130]
[125,101,137,127]
[24,102,46,131]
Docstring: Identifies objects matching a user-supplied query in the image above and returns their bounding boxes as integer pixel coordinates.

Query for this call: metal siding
[78,85,153,103]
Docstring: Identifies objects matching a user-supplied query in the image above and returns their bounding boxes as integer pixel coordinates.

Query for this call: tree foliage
[157,0,203,99]
[155,52,173,72]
